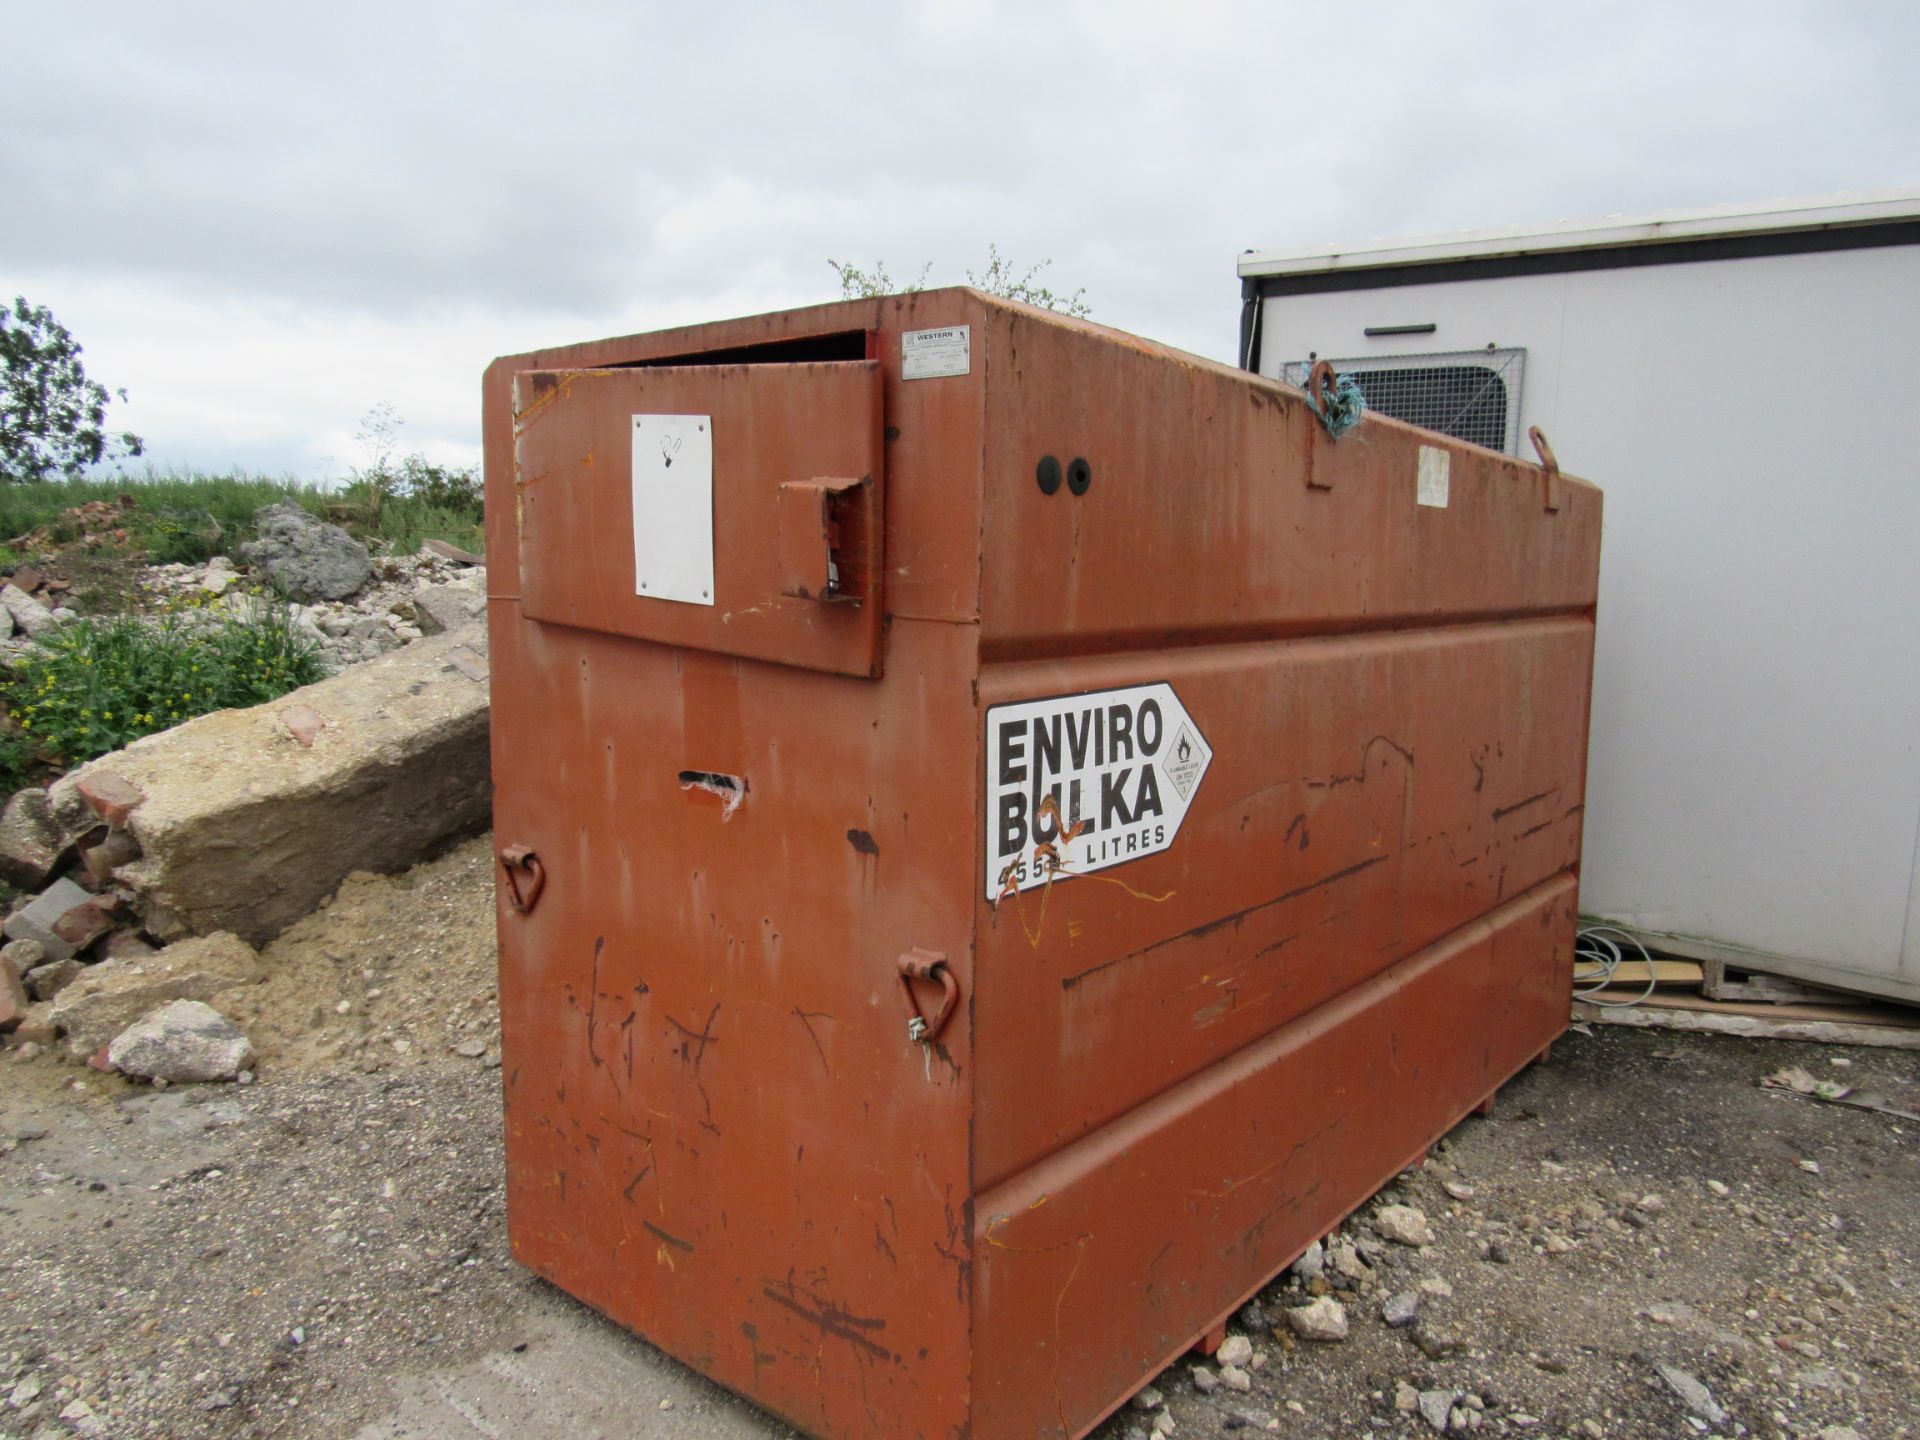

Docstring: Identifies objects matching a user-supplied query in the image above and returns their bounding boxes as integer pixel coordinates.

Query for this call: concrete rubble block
[421,538,485,566]
[48,931,263,1057]
[1373,1204,1436,1247]
[1329,1237,1369,1279]
[4,876,96,962]
[80,828,143,885]
[24,956,84,1001]
[0,953,27,1030]
[12,1015,55,1047]
[2,938,47,974]
[108,999,254,1083]
[99,930,157,962]
[1286,1295,1349,1342]
[48,623,492,946]
[0,788,75,889]
[238,502,373,602]
[1215,1334,1253,1368]
[413,581,488,637]
[0,583,58,639]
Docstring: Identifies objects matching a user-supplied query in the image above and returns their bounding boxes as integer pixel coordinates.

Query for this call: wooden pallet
[1700,958,1864,1006]
[1574,988,1920,1049]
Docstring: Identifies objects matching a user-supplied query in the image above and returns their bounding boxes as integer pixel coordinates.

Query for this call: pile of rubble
[0,566,82,662]
[137,509,486,672]
[0,503,495,1087]
[6,493,140,554]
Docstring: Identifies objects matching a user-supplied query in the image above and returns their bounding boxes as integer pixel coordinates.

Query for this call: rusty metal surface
[484,290,1602,1439]
[514,361,886,678]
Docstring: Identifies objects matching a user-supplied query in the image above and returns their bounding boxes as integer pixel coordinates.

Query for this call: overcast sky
[5,1,1913,479]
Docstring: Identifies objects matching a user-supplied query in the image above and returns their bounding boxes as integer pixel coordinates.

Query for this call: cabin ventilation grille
[1283,347,1526,454]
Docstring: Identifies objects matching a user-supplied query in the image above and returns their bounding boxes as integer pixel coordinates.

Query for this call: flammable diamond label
[985,681,1213,900]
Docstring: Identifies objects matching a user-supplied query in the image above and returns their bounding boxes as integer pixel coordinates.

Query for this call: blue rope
[1307,370,1366,439]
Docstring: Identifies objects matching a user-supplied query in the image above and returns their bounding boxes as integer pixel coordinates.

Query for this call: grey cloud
[3,0,1915,469]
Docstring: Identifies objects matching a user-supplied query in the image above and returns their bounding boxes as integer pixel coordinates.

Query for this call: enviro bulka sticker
[986,682,1213,901]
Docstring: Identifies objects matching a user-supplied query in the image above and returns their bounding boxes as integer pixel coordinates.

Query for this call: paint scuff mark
[760,1278,898,1363]
[645,1219,695,1254]
[741,1321,775,1386]
[993,793,1174,949]
[792,1007,834,1076]
[1303,734,1415,792]
[667,1003,723,1132]
[1492,787,1557,822]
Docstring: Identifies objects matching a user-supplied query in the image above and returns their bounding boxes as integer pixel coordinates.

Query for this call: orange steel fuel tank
[483,290,1601,1440]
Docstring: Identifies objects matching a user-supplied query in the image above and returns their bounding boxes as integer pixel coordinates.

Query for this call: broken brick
[78,771,146,830]
[281,704,326,748]
[53,900,118,952]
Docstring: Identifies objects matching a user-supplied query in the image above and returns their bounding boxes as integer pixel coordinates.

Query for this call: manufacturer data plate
[902,325,971,380]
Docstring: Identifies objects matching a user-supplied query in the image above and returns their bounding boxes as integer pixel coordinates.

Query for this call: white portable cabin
[1237,190,1920,1004]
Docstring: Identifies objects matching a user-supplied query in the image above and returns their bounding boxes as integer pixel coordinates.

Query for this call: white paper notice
[1416,446,1451,508]
[630,414,715,606]
[901,325,971,380]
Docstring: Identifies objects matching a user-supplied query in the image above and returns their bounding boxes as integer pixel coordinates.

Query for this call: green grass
[0,465,484,782]
[7,604,328,770]
[0,726,36,797]
[0,466,485,565]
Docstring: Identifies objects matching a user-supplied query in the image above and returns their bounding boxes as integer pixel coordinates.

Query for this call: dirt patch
[3,848,1916,1439]
[1096,1032,1918,1440]
[215,837,499,1075]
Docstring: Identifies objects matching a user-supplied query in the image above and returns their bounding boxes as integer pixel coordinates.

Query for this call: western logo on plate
[984,682,1213,900]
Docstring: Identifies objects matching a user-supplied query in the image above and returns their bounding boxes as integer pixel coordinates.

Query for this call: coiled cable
[1573,923,1658,1008]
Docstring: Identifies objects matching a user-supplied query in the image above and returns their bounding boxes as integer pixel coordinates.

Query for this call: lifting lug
[499,845,546,915]
[1529,425,1563,513]
[896,948,958,1045]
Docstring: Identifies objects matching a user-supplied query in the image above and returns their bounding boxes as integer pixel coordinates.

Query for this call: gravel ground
[3,842,1914,1440]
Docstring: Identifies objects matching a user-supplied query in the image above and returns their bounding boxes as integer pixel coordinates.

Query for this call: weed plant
[7,602,326,769]
[0,727,35,796]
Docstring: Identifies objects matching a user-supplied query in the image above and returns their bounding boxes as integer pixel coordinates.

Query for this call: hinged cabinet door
[513,360,885,677]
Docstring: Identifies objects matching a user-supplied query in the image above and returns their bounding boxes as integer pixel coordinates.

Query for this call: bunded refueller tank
[484,290,1602,1439]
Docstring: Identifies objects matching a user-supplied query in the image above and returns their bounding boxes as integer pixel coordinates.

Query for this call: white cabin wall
[1259,247,1920,997]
